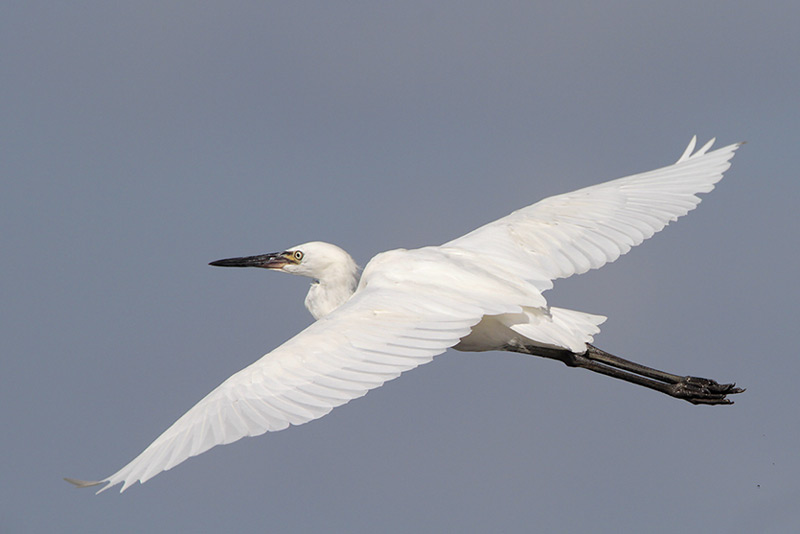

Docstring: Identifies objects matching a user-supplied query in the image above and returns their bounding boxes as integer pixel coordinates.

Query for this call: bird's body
[67,137,744,493]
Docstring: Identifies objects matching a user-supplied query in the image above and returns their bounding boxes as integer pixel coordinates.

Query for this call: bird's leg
[507,343,743,405]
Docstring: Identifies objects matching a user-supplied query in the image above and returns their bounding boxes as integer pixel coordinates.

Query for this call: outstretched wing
[445,137,741,292]
[74,250,542,493]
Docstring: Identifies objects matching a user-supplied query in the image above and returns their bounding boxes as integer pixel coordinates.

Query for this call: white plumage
[66,137,741,493]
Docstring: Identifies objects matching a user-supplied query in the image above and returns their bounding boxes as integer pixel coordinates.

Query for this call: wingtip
[677,136,744,163]
[676,135,698,163]
[64,477,103,489]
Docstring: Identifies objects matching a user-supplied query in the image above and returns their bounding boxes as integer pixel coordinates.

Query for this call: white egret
[66,137,743,493]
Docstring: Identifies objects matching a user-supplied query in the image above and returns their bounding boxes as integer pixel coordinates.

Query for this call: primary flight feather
[66,137,743,493]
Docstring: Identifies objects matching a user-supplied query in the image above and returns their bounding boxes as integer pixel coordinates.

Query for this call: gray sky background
[3,2,799,532]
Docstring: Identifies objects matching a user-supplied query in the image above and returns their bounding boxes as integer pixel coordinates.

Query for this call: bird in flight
[67,137,743,493]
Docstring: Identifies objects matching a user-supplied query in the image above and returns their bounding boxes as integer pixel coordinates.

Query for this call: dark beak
[209,252,289,269]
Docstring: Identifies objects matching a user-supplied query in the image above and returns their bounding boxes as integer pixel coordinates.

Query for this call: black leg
[506,343,744,405]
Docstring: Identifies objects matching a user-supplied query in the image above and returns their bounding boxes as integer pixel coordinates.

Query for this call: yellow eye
[293,250,304,261]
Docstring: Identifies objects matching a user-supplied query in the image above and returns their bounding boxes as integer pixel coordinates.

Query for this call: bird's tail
[507,306,606,353]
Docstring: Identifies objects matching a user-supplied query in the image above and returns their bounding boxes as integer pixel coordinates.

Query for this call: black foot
[670,377,745,405]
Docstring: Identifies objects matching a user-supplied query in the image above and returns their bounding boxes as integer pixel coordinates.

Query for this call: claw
[670,376,744,405]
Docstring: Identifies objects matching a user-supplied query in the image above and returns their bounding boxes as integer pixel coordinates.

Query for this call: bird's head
[210,241,358,283]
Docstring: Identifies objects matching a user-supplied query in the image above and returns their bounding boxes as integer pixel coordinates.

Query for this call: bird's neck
[304,267,359,320]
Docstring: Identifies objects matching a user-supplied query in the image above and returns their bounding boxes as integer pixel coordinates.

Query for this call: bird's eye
[293,250,304,261]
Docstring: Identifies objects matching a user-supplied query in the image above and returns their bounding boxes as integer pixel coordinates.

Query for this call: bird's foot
[669,376,745,405]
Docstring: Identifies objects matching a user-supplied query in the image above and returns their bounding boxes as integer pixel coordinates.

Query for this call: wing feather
[445,137,740,287]
[92,266,511,492]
